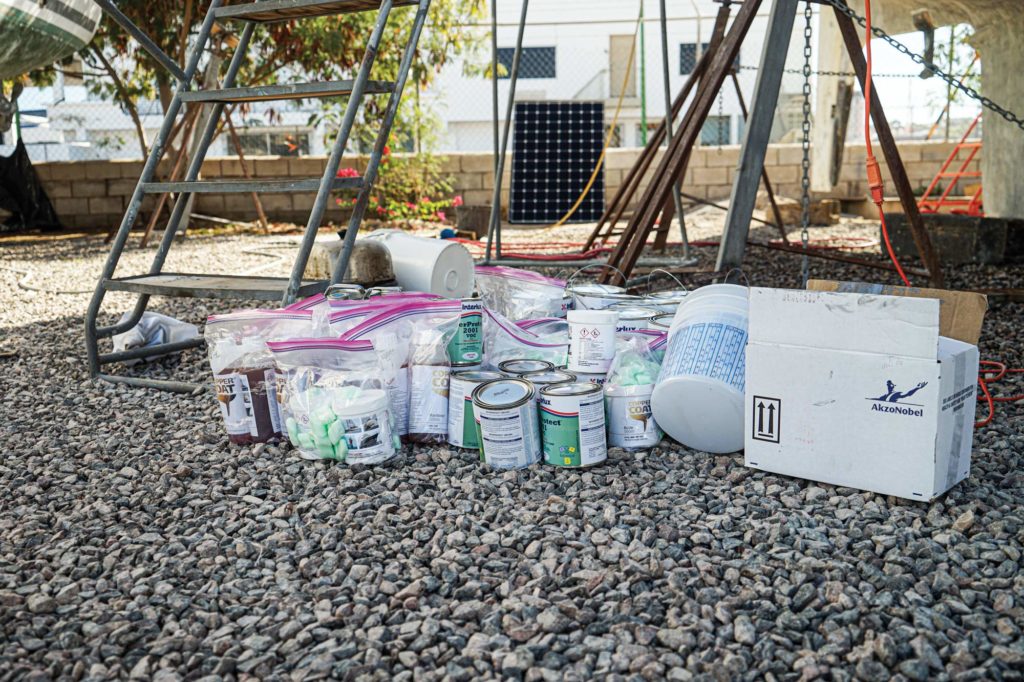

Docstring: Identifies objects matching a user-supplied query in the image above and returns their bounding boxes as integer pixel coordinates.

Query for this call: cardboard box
[744,287,980,501]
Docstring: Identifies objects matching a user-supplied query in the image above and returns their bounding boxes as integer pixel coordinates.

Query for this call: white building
[425,0,813,152]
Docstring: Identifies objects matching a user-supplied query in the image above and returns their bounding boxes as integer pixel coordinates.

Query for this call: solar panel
[509,101,605,224]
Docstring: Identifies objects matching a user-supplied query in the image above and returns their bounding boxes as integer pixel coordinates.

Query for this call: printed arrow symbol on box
[767,403,776,435]
[757,401,765,433]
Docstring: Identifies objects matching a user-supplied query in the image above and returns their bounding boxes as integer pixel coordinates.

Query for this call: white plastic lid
[568,309,620,324]
[331,388,389,416]
[609,305,657,320]
[651,376,744,453]
[572,283,625,295]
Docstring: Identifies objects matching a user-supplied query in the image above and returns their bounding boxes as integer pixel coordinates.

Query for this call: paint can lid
[540,382,603,398]
[498,359,555,375]
[473,378,533,408]
[453,370,506,383]
[520,369,576,386]
[568,309,620,324]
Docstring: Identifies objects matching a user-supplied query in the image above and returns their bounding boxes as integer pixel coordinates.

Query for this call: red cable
[863,0,912,287]
[976,361,1024,428]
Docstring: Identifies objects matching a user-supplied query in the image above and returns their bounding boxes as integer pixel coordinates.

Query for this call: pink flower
[452,195,464,207]
[405,202,416,209]
[336,167,359,178]
[435,211,447,222]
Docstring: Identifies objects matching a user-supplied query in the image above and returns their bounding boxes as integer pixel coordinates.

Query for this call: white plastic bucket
[367,230,474,298]
[651,285,749,454]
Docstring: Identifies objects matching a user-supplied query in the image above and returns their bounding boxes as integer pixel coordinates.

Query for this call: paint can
[447,297,484,364]
[567,309,619,373]
[607,303,660,332]
[498,359,555,376]
[472,378,542,469]
[567,282,638,310]
[575,371,608,388]
[325,283,366,301]
[520,369,576,398]
[651,284,749,454]
[448,370,506,449]
[643,289,689,313]
[605,384,662,450]
[538,382,607,468]
[650,313,674,331]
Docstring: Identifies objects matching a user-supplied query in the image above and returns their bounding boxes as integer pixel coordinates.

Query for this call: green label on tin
[463,398,479,449]
[540,407,582,467]
[448,311,484,364]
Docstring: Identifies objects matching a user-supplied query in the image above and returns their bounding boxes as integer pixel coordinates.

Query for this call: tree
[36,0,484,159]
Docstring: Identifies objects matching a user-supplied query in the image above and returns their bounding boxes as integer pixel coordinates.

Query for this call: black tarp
[0,139,61,232]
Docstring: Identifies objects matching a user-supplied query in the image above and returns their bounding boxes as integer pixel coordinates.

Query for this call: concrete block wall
[32,141,975,229]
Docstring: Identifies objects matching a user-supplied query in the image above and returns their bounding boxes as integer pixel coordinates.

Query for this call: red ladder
[917,113,983,217]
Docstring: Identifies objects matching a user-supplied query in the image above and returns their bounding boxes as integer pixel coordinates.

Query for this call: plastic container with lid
[567,309,619,373]
[651,284,749,454]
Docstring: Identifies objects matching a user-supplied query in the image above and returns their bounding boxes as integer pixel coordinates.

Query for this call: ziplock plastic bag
[605,337,663,451]
[268,338,399,464]
[343,301,461,440]
[405,317,458,445]
[284,293,329,313]
[483,308,568,369]
[475,266,569,320]
[617,328,667,358]
[112,312,199,365]
[516,318,569,336]
[205,310,315,445]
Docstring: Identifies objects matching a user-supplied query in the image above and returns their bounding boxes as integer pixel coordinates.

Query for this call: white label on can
[658,321,747,392]
[342,406,396,465]
[215,373,257,436]
[540,392,607,467]
[476,403,541,469]
[386,367,410,436]
[568,322,617,373]
[606,387,661,448]
[409,365,450,435]
[265,369,282,435]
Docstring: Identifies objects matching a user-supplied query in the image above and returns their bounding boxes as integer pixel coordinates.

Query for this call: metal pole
[639,1,647,146]
[331,0,433,288]
[715,0,798,279]
[483,0,529,264]
[659,0,692,260]
[491,0,500,175]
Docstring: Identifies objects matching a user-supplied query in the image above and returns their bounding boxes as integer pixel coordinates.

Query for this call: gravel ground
[1,218,1022,681]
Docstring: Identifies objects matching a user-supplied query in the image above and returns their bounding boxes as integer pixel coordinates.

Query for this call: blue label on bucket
[658,322,747,392]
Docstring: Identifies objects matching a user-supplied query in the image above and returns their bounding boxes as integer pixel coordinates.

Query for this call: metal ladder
[85,0,430,392]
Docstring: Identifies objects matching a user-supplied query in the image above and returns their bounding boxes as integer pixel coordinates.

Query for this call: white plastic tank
[367,230,474,298]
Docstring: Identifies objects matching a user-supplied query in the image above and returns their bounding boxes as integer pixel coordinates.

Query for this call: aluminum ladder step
[180,80,393,104]
[215,0,419,23]
[103,274,326,300]
[142,176,363,194]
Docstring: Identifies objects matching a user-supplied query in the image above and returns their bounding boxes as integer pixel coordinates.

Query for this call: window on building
[680,43,740,75]
[701,115,731,145]
[497,46,556,79]
[237,130,311,156]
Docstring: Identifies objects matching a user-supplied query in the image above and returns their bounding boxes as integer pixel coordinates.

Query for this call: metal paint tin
[325,283,366,301]
[605,384,662,450]
[472,378,541,469]
[567,282,641,310]
[448,370,506,449]
[644,289,689,313]
[608,303,660,332]
[447,297,485,364]
[538,382,607,468]
[575,371,608,388]
[650,313,674,331]
[498,359,556,376]
[520,369,576,398]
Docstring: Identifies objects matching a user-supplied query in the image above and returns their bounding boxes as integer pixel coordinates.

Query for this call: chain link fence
[3,5,982,164]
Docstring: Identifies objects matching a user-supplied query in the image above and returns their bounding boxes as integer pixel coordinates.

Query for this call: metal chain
[823,0,1024,131]
[800,1,812,287]
[738,64,916,79]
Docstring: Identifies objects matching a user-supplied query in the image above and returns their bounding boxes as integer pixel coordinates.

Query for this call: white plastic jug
[367,230,474,298]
